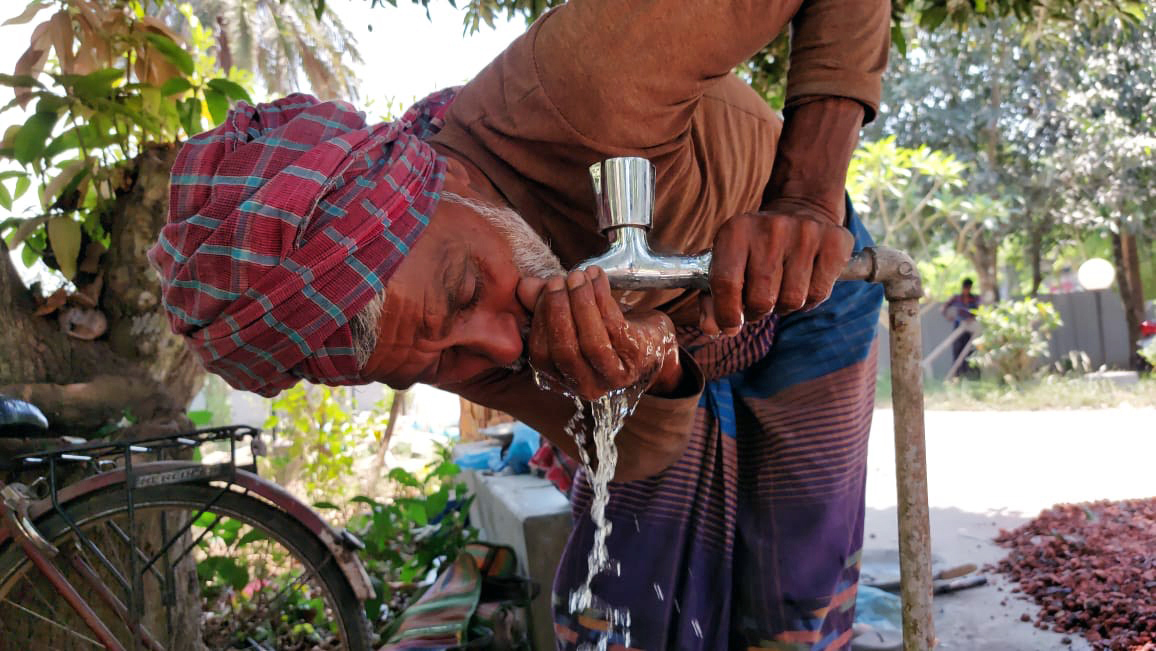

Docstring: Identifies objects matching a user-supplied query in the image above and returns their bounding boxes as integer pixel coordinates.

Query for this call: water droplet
[692,619,703,639]
[653,582,664,601]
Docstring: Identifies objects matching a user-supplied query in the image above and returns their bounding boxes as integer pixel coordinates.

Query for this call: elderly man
[151,0,889,648]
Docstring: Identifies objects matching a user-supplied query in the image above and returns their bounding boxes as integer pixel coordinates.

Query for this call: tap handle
[590,157,654,232]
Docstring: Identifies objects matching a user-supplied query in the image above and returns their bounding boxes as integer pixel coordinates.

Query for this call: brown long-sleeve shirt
[432,0,890,472]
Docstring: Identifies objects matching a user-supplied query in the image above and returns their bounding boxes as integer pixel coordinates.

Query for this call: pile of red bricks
[990,498,1156,650]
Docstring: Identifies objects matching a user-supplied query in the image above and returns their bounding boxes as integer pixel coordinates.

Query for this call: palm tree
[163,0,363,101]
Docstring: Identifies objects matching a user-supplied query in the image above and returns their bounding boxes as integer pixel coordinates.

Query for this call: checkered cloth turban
[148,90,457,396]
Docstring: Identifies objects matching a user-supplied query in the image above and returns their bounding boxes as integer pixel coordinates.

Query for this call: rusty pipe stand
[841,247,935,650]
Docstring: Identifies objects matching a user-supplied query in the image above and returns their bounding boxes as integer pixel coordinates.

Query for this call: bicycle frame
[0,428,374,651]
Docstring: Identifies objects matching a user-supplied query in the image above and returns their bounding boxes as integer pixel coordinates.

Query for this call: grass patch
[876,372,1156,410]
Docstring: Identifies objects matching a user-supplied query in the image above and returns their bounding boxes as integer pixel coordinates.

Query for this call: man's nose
[462,311,525,367]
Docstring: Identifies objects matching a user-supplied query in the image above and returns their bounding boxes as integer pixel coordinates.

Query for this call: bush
[1139,336,1156,369]
[972,298,1063,383]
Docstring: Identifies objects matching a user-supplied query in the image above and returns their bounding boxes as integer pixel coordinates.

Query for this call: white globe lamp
[1077,257,1115,368]
[1077,258,1115,291]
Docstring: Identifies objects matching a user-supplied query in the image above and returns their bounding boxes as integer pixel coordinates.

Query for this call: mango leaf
[71,68,124,100]
[40,159,88,210]
[43,128,83,161]
[203,88,228,126]
[206,78,252,104]
[159,76,192,96]
[21,241,38,267]
[3,1,51,27]
[46,216,81,279]
[143,33,194,76]
[0,183,11,210]
[178,96,201,136]
[13,111,58,164]
[0,73,42,89]
[14,176,30,199]
[312,501,341,510]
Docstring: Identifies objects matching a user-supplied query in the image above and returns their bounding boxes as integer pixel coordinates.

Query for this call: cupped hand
[524,267,678,401]
[702,205,853,336]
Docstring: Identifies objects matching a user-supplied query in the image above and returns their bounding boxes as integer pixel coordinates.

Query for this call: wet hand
[702,206,853,336]
[524,267,678,401]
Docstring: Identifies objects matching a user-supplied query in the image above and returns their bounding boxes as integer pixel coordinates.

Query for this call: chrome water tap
[576,157,712,290]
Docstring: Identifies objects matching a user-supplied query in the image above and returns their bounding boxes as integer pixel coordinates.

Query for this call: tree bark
[1112,228,1146,369]
[0,145,205,647]
[0,144,200,436]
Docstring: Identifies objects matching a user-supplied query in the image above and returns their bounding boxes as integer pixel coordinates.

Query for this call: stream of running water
[533,372,649,650]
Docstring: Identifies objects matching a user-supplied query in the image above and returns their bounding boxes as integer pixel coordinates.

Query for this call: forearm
[762,96,865,224]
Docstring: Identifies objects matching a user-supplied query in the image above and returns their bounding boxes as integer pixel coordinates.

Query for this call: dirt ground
[864,407,1156,651]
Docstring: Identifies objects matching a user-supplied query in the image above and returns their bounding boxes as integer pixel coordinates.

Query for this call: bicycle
[0,395,375,650]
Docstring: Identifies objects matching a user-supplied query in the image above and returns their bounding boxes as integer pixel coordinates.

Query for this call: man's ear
[442,155,472,190]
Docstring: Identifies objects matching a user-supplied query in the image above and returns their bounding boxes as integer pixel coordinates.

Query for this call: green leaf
[891,24,907,58]
[424,488,449,521]
[16,175,32,200]
[388,466,423,489]
[46,216,81,280]
[159,77,192,96]
[405,501,428,526]
[20,241,37,267]
[0,73,42,89]
[312,500,341,510]
[206,78,252,104]
[203,88,229,126]
[178,97,201,136]
[71,68,124,99]
[431,460,460,479]
[349,495,380,507]
[187,409,213,426]
[13,111,58,164]
[144,33,195,76]
[236,529,267,547]
[0,183,11,211]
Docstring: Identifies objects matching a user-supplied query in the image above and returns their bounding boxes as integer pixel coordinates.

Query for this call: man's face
[359,193,559,389]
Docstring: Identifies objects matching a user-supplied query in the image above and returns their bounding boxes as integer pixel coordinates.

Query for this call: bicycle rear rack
[1,425,262,650]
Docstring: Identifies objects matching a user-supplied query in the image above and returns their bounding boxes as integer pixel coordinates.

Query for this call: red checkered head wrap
[148,90,457,396]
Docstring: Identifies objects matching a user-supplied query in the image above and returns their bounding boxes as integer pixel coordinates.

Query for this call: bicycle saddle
[0,396,51,437]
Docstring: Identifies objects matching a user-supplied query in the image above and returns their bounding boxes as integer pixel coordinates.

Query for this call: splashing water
[533,370,649,649]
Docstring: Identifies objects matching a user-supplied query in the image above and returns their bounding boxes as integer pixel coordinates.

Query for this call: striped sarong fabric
[553,203,885,651]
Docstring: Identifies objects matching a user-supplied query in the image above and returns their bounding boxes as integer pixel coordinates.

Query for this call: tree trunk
[1111,228,1146,369]
[965,233,1001,304]
[0,144,205,647]
[1028,216,1044,297]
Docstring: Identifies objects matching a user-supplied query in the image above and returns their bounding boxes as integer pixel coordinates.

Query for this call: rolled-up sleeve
[786,0,891,122]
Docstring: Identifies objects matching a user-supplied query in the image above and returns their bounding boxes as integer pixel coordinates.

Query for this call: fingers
[567,269,627,383]
[804,227,854,311]
[704,212,854,328]
[708,223,750,336]
[776,219,819,313]
[528,268,657,399]
[743,217,787,320]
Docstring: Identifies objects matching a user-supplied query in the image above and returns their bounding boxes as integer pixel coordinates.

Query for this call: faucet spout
[576,157,712,290]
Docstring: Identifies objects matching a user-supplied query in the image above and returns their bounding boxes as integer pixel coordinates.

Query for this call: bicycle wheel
[0,483,373,650]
